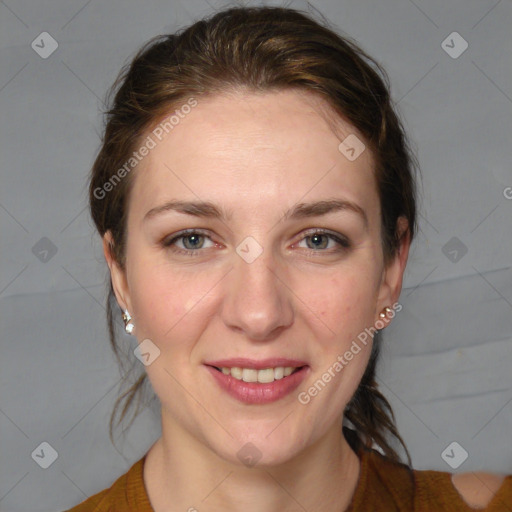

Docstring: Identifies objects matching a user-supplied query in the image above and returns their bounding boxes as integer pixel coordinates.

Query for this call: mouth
[210,365,305,383]
[204,361,309,404]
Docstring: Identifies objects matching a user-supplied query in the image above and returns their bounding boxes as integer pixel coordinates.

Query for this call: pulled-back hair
[89,5,417,464]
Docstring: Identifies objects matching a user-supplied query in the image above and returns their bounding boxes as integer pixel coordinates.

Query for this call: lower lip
[205,365,309,404]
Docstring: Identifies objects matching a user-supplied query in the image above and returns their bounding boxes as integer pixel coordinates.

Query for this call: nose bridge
[222,244,293,339]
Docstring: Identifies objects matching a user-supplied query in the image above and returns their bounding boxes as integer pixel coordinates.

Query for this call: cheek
[306,271,378,342]
[128,260,212,341]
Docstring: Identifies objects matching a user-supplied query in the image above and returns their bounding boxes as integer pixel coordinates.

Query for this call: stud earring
[122,309,134,334]
[379,306,393,319]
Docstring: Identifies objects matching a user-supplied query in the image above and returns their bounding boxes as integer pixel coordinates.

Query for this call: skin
[103,88,412,511]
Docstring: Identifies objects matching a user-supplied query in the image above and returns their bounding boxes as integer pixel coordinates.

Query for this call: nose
[221,249,294,341]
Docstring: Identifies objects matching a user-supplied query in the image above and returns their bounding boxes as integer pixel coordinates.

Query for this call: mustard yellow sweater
[64,443,512,511]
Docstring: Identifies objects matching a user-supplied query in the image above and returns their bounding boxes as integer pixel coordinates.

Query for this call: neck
[144,414,361,512]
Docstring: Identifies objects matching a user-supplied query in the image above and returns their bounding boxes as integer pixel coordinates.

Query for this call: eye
[162,229,216,255]
[162,228,350,257]
[295,229,350,253]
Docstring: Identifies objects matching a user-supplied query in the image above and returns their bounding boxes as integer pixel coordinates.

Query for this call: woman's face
[105,89,408,466]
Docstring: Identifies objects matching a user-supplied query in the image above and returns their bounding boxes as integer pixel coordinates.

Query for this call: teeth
[218,366,299,383]
[231,367,243,379]
[257,368,274,383]
[242,368,258,383]
[274,367,284,380]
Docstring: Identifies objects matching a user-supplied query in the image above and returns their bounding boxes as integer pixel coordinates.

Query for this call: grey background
[1,0,511,510]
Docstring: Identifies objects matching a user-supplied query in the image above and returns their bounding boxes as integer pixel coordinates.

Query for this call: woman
[66,6,511,511]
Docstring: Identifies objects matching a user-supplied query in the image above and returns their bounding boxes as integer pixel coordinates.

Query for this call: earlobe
[102,231,131,313]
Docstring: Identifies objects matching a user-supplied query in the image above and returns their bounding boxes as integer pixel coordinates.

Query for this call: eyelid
[296,228,350,247]
[292,229,351,255]
[162,228,214,248]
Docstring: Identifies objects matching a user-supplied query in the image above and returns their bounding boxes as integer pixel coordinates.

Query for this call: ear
[102,231,132,313]
[375,217,411,323]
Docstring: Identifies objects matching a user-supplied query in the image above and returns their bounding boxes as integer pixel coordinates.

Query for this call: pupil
[310,234,326,249]
[185,235,202,249]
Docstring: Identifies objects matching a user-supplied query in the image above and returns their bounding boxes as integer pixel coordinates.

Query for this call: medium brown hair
[89,5,417,464]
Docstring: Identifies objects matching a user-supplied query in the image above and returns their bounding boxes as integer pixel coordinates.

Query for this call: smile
[204,362,309,404]
[216,366,300,383]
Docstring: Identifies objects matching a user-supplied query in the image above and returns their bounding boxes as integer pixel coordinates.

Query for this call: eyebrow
[143,198,368,229]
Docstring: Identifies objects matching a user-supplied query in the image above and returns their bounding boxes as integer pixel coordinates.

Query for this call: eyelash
[162,228,350,257]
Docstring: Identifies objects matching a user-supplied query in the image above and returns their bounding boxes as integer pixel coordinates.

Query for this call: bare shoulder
[451,471,507,508]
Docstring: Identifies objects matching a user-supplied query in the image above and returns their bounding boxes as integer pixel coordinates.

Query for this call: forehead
[128,89,379,226]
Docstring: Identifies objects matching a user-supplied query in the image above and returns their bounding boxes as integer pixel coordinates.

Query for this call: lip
[204,358,309,370]
[204,363,310,405]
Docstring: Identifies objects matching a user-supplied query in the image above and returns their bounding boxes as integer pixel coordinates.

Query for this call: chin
[210,430,308,469]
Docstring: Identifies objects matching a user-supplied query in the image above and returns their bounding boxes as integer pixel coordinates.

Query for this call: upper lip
[204,358,308,370]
